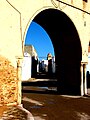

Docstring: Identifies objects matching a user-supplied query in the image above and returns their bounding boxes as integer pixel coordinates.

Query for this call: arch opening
[24,21,56,79]
[33,8,82,95]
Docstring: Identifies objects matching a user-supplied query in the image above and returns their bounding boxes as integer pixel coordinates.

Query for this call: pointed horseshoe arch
[32,8,82,95]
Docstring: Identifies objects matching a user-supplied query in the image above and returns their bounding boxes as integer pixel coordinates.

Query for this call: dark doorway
[33,8,82,95]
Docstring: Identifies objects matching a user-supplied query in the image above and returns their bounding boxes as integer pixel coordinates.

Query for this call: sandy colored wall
[0,0,22,105]
[0,0,90,105]
[7,0,90,62]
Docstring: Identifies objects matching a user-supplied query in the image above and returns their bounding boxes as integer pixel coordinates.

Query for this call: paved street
[22,87,90,120]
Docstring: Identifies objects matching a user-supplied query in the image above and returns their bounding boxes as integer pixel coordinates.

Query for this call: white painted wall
[86,53,90,73]
[22,52,31,80]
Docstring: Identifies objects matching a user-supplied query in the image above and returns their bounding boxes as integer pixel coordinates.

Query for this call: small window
[83,0,87,2]
[89,41,90,46]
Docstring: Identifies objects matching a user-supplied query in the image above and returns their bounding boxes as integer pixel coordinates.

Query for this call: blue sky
[25,21,54,60]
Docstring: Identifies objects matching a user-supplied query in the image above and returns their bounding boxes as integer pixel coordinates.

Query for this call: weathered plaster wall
[7,1,90,63]
[0,0,23,67]
[0,0,22,105]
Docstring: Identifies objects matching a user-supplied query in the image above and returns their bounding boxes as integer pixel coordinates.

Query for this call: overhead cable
[55,0,90,15]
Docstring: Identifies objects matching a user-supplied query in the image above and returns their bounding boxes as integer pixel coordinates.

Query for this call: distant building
[22,52,31,81]
[24,45,38,59]
[52,56,56,73]
[47,53,52,60]
[47,53,56,74]
[40,59,48,72]
[86,44,90,73]
[22,45,38,80]
[86,53,90,73]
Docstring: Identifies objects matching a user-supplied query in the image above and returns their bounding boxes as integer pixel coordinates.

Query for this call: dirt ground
[22,91,90,120]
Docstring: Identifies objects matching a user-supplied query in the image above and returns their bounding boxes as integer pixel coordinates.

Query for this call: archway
[24,21,55,79]
[33,8,82,95]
